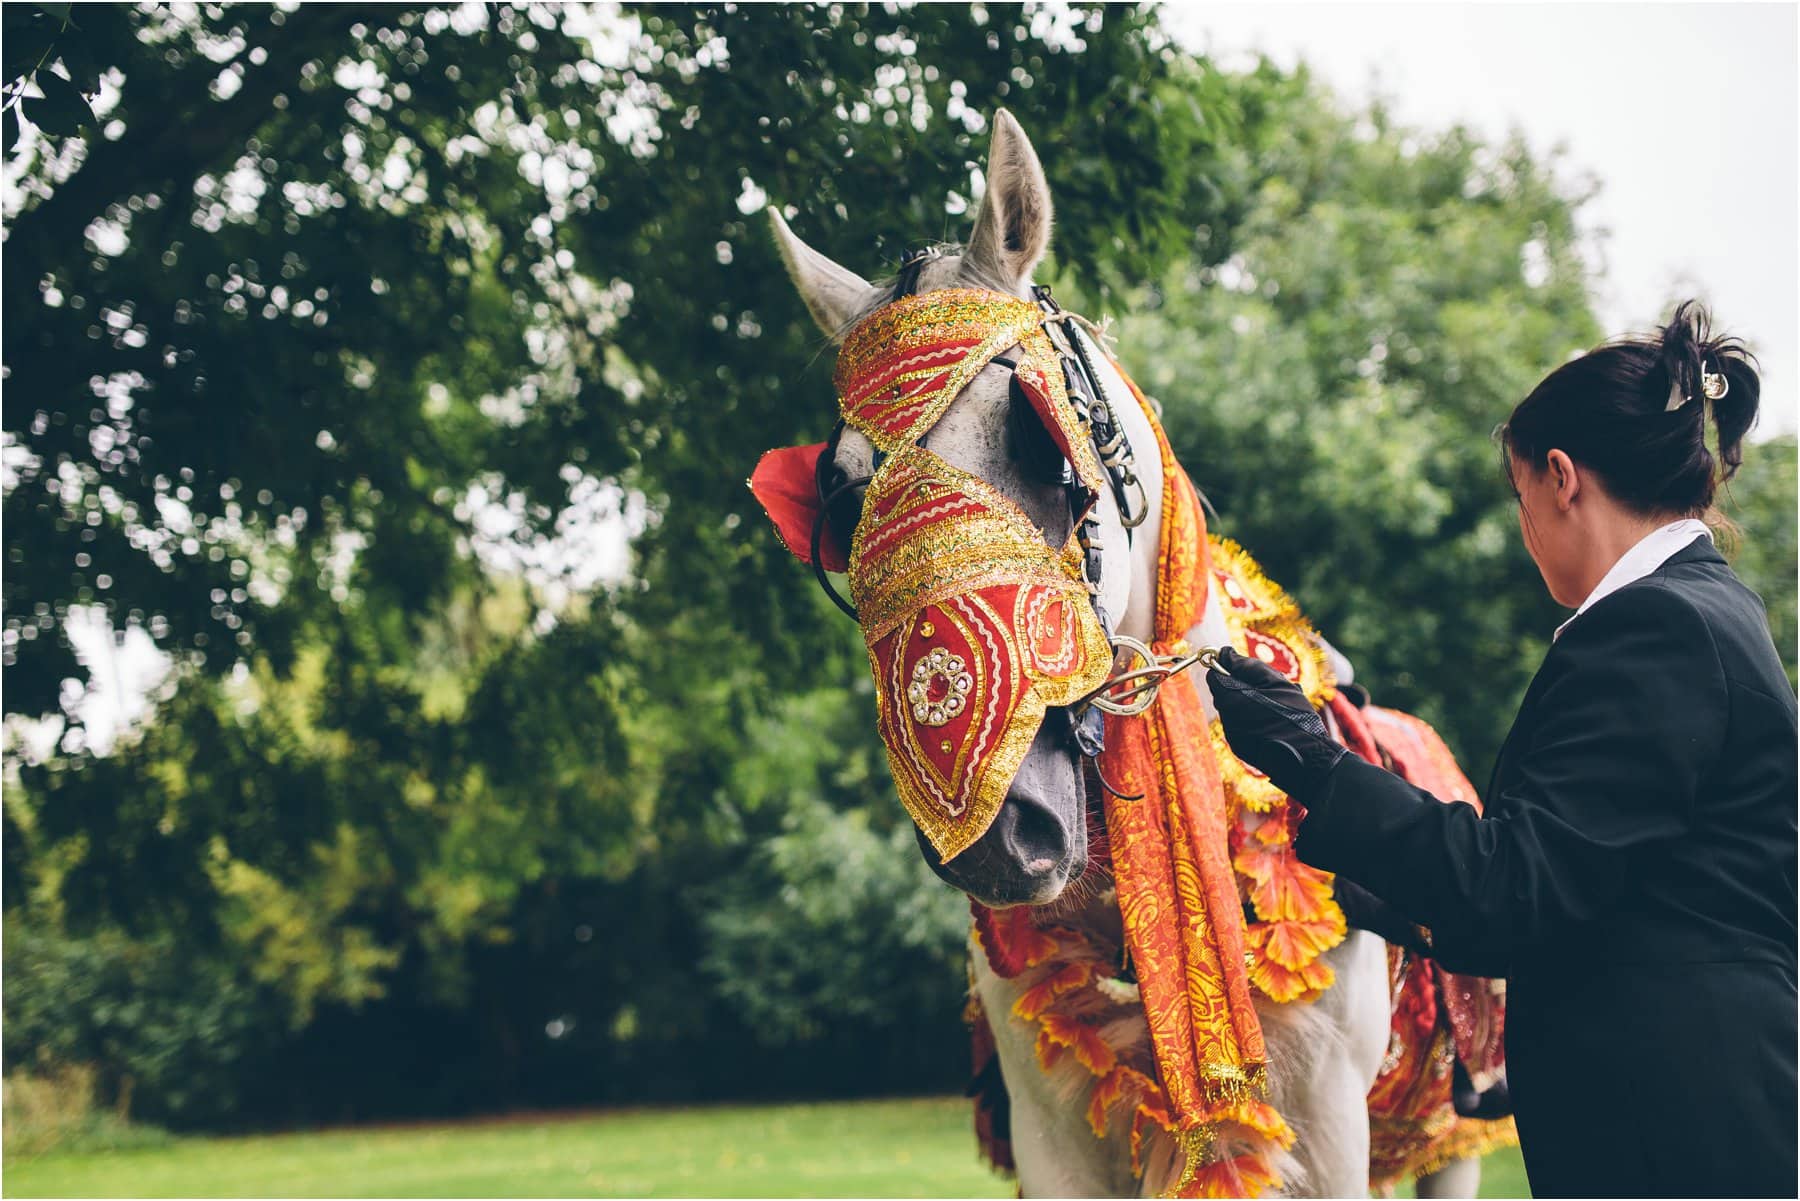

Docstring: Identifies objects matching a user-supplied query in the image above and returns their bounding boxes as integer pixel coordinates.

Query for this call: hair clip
[1666,361,1730,412]
[1701,363,1730,402]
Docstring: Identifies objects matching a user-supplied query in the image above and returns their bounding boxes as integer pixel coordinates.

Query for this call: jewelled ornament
[910,647,974,726]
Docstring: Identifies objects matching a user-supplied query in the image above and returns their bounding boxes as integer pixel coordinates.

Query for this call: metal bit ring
[1080,635,1225,717]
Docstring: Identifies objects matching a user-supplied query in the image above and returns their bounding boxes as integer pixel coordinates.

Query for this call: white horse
[767,110,1483,1199]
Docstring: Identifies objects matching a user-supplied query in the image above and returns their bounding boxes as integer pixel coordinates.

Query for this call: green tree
[1719,435,1798,687]
[3,1,1258,1124]
[1102,74,1795,770]
[1104,73,1598,771]
[696,689,971,1044]
[2,920,274,1127]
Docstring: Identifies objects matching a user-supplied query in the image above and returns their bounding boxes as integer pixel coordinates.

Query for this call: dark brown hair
[1501,300,1761,517]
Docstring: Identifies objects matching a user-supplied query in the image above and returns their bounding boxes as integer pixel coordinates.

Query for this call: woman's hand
[1204,646,1346,799]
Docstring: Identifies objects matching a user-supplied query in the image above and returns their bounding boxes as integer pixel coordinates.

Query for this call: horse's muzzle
[918,718,1089,907]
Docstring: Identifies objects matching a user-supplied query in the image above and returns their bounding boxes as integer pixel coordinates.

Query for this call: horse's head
[758,112,1155,909]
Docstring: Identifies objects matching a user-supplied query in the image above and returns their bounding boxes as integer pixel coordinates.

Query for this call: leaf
[56,39,103,93]
[1011,961,1095,1021]
[1087,1065,1157,1140]
[1086,1065,1130,1137]
[27,66,90,134]
[1037,1012,1117,1076]
[1234,844,1336,921]
[1257,914,1346,971]
[3,30,52,85]
[1244,924,1337,1003]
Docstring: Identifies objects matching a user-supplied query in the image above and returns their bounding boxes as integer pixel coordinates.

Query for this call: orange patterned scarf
[1092,381,1296,1191]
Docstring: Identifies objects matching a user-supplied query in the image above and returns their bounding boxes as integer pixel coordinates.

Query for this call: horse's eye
[1007,378,1067,486]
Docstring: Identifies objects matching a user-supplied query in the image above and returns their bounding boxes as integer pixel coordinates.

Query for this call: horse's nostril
[1004,798,1068,865]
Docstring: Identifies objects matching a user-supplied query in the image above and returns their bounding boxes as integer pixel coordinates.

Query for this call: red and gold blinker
[850,449,1112,861]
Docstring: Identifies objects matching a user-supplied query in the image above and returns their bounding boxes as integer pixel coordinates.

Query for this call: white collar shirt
[1554,518,1713,641]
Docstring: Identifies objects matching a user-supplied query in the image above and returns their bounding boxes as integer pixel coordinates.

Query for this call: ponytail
[1502,299,1763,518]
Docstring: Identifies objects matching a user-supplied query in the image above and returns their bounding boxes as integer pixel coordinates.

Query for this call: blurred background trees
[4,2,1792,1132]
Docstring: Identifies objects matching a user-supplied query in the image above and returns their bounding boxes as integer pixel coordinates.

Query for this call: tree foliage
[1091,76,1796,768]
[4,0,1244,1124]
[1102,76,1598,768]
[1721,435,1798,688]
[3,3,1792,1128]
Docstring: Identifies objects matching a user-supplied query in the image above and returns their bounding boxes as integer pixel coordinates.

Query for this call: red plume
[748,443,849,572]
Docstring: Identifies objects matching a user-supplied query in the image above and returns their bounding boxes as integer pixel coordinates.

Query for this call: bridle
[808,250,1226,775]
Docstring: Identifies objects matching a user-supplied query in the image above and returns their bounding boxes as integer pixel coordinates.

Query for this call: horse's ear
[767,207,875,340]
[965,109,1053,291]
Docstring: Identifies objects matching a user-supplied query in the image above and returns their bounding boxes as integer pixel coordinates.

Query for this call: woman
[1208,302,1796,1198]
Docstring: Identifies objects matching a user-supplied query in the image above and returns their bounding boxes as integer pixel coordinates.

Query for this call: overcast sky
[1162,1,1799,436]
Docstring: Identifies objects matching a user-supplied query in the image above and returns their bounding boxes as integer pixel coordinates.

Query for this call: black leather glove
[1333,877,1432,957]
[1452,1057,1513,1120]
[1205,646,1347,799]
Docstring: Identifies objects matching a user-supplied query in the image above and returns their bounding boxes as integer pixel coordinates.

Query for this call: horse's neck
[1111,389,1231,710]
[1110,379,1167,645]
[999,387,1408,1196]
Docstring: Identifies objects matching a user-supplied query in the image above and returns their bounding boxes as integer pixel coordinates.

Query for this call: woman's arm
[1211,582,1728,966]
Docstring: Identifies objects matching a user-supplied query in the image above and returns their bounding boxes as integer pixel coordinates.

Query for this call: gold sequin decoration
[833,288,1105,499]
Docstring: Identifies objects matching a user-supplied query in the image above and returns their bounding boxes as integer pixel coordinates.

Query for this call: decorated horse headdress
[751,285,1144,861]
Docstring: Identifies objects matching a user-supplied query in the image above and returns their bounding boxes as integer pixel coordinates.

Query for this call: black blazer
[1295,536,1797,1197]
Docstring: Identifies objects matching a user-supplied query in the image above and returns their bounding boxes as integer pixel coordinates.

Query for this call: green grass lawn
[4,1095,1531,1198]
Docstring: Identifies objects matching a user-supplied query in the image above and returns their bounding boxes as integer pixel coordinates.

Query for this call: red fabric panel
[748,442,846,572]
